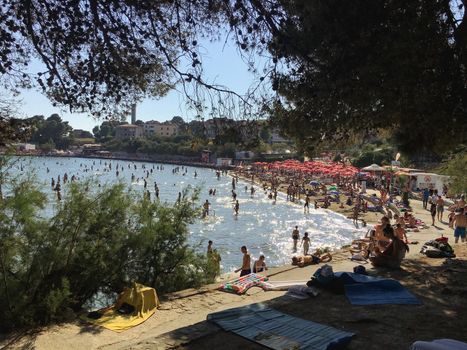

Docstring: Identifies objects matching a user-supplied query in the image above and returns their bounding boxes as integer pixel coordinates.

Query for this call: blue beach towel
[208,303,354,350]
[335,272,422,305]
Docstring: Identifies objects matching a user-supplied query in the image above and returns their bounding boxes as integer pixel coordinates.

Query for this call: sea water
[7,156,365,272]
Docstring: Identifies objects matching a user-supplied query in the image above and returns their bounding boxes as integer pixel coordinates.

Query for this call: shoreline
[5,152,236,170]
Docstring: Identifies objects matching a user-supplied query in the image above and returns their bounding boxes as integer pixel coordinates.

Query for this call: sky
[16,39,270,132]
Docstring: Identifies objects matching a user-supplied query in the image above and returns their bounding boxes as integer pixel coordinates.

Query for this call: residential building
[115,124,144,139]
[203,118,236,140]
[144,121,178,137]
[73,129,94,138]
[14,143,36,151]
[269,128,289,144]
[237,120,261,141]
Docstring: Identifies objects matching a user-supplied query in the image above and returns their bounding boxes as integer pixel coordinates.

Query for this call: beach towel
[337,273,422,305]
[311,272,422,304]
[82,283,159,332]
[410,339,467,350]
[207,303,354,350]
[218,273,268,294]
[367,206,383,212]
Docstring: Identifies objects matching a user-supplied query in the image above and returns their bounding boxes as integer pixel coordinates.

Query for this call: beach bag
[435,236,448,243]
[423,247,444,258]
[312,264,335,285]
[421,244,455,258]
[353,265,367,275]
[438,242,454,254]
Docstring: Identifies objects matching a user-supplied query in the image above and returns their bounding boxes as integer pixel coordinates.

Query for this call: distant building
[82,143,102,155]
[203,118,236,140]
[14,143,36,151]
[201,150,212,163]
[115,124,144,139]
[203,118,261,142]
[269,128,289,144]
[235,151,255,161]
[237,120,261,142]
[144,120,178,137]
[216,158,232,166]
[73,129,94,139]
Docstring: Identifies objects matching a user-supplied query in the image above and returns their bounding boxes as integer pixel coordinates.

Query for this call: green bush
[0,166,212,331]
[352,147,395,168]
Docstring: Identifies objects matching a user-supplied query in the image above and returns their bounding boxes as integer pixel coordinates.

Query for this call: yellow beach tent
[83,282,160,332]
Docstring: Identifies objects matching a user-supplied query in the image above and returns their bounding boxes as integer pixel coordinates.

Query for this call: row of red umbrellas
[252,160,359,178]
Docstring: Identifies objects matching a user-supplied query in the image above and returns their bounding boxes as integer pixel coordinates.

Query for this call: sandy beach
[2,190,466,350]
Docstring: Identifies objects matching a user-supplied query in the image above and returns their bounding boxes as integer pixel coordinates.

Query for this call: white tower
[131,104,136,124]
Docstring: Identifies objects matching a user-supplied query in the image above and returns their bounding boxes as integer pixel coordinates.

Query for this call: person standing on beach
[301,231,311,255]
[235,246,251,276]
[430,190,438,226]
[453,207,466,243]
[457,195,465,209]
[352,205,360,227]
[422,187,429,210]
[436,195,445,222]
[292,226,300,251]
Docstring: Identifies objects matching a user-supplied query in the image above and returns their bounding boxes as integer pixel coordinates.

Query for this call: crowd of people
[27,158,467,279]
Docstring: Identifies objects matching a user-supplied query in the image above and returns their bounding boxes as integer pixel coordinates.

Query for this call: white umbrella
[361,164,385,172]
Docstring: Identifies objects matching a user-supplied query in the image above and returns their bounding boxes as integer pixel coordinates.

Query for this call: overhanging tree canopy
[1,0,466,152]
[266,0,467,153]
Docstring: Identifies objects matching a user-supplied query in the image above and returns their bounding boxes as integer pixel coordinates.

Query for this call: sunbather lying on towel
[292,253,332,267]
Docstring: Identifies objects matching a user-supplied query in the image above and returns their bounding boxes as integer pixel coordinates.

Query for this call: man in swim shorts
[235,246,251,276]
[453,207,466,243]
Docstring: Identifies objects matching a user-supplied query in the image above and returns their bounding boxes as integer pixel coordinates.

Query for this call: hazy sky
[16,39,269,132]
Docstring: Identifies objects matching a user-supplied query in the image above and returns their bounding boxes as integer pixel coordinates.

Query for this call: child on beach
[301,232,311,255]
[395,223,408,243]
[252,255,268,273]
